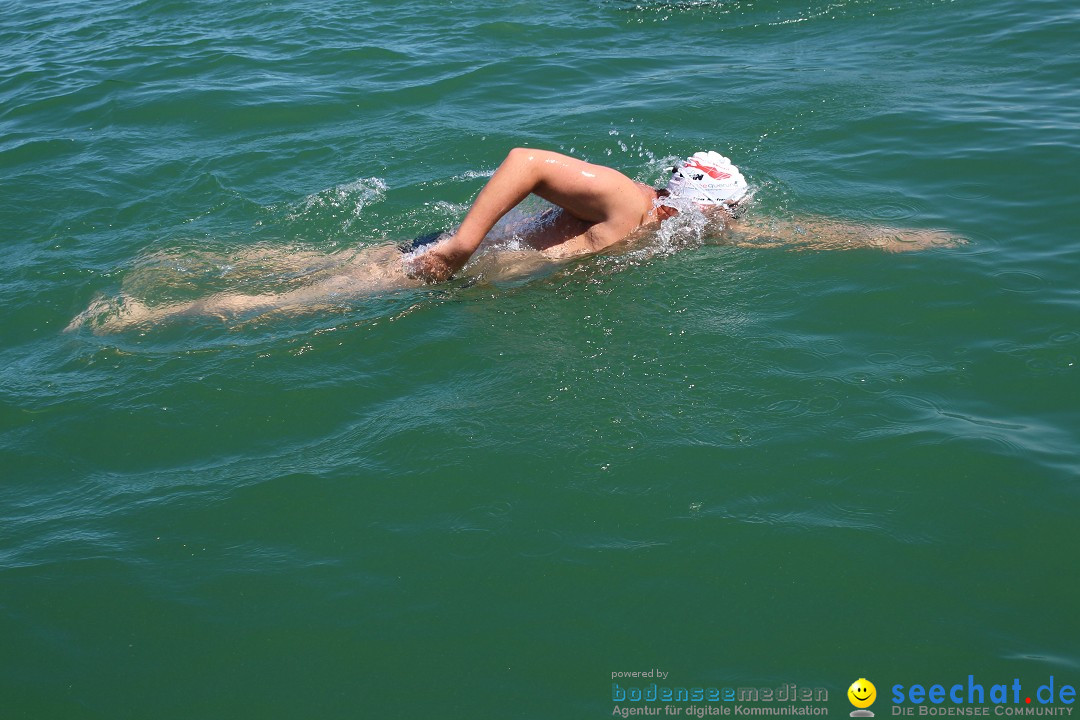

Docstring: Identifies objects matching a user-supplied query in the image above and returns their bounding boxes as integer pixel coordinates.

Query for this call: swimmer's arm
[406,148,646,282]
[723,215,965,252]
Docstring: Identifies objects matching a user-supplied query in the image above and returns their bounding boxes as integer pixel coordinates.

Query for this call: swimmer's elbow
[503,147,537,169]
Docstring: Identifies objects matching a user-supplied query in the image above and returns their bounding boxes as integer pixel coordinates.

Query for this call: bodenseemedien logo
[849,678,877,717]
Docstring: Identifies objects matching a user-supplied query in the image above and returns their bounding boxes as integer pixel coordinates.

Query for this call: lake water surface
[2,0,1078,717]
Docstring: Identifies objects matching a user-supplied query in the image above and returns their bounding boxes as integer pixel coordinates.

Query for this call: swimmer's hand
[403,246,468,284]
[403,232,481,283]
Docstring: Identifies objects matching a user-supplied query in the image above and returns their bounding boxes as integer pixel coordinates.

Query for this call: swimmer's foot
[64,294,112,333]
[64,294,153,334]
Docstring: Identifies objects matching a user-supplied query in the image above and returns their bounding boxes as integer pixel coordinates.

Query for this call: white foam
[287,176,387,223]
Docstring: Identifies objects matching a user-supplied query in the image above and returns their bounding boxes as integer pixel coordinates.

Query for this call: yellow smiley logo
[848,678,877,709]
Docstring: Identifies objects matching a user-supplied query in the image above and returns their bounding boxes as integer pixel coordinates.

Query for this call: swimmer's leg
[66,244,422,333]
[65,290,284,332]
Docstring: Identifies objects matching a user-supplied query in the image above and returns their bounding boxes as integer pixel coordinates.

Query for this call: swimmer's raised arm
[406,148,653,282]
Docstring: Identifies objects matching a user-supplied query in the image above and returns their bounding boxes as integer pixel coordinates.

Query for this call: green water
[2,0,1078,717]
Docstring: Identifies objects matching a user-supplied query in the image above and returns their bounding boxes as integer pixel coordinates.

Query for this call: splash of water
[284,177,388,234]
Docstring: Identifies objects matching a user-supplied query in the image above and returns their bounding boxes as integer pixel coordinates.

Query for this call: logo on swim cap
[685,158,732,181]
[666,150,747,206]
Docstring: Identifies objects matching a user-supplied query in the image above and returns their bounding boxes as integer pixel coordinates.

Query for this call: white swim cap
[665,151,747,206]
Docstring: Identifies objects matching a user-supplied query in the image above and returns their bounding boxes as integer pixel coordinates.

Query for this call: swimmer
[402,148,962,280]
[66,148,962,332]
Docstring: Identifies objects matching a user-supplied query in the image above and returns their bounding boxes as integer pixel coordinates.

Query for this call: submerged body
[66,148,962,332]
